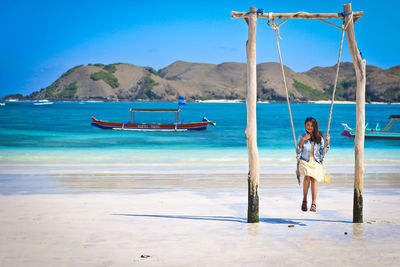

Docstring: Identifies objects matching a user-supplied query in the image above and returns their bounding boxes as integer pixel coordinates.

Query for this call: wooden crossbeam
[232,11,363,20]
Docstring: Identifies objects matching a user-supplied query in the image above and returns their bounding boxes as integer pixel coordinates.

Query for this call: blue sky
[1,0,399,97]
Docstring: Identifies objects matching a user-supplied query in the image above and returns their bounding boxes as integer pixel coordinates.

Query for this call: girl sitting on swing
[298,117,330,212]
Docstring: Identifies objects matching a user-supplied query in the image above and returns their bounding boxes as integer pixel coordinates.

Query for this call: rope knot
[341,11,353,17]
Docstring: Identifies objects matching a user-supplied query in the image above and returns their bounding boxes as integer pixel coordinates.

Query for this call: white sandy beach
[1,171,400,266]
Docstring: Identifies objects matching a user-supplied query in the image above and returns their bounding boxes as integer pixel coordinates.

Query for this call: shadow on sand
[113,214,246,223]
[113,214,351,226]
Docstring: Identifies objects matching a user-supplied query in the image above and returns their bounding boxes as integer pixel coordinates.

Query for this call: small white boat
[0,103,5,106]
[33,99,54,105]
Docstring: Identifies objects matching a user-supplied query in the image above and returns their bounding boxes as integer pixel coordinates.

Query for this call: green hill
[8,61,400,102]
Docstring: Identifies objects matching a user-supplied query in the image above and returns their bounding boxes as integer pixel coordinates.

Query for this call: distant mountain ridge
[4,61,400,102]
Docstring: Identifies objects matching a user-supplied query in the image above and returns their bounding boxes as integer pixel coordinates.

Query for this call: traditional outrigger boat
[341,115,400,139]
[91,108,216,131]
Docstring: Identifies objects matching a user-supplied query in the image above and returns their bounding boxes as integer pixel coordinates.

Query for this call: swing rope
[272,24,297,153]
[321,12,353,162]
[268,12,353,184]
[269,16,300,184]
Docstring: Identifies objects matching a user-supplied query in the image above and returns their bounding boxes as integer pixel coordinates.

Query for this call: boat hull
[91,117,214,131]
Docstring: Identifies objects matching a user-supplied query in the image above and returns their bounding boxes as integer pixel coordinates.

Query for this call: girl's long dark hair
[305,117,323,144]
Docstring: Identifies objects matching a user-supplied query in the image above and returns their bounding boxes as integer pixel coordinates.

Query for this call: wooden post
[245,7,260,223]
[343,3,366,223]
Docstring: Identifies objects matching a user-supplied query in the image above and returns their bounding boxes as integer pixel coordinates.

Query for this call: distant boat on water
[341,115,400,139]
[91,109,215,131]
[91,97,216,132]
[0,103,5,106]
[33,100,53,105]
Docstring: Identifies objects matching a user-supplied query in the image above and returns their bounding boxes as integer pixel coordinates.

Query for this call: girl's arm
[297,133,310,155]
[298,133,310,149]
[324,133,330,154]
[297,134,304,154]
[319,136,325,155]
[319,134,330,155]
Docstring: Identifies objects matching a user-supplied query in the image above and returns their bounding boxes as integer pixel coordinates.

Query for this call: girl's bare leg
[303,176,310,201]
[310,177,318,204]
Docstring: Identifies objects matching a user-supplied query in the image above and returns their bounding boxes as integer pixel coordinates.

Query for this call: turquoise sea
[1,102,399,183]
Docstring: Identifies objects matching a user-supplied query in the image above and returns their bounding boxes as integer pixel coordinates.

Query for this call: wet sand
[0,172,399,266]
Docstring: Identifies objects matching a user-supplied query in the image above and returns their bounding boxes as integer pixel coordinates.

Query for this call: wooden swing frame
[232,3,366,223]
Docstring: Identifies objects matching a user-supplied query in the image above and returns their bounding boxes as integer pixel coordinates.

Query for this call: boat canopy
[389,115,400,120]
[382,115,400,132]
[129,108,181,112]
